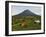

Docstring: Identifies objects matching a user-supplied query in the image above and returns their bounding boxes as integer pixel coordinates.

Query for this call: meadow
[12,16,41,31]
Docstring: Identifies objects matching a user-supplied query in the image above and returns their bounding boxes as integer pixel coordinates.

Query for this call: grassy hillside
[12,16,41,31]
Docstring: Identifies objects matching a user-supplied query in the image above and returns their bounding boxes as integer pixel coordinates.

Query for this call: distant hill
[16,9,39,16]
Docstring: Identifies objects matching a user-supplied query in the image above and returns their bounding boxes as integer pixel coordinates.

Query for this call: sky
[11,5,42,16]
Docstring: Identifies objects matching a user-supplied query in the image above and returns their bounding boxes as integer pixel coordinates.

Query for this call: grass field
[12,16,41,31]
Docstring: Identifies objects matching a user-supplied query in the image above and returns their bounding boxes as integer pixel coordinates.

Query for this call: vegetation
[12,16,41,31]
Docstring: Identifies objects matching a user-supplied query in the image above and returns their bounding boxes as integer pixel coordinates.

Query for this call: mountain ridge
[15,9,39,16]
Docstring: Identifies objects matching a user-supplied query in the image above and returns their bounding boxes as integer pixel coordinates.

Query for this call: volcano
[16,9,39,16]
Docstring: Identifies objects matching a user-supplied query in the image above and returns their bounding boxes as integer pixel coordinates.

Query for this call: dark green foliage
[12,16,41,31]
